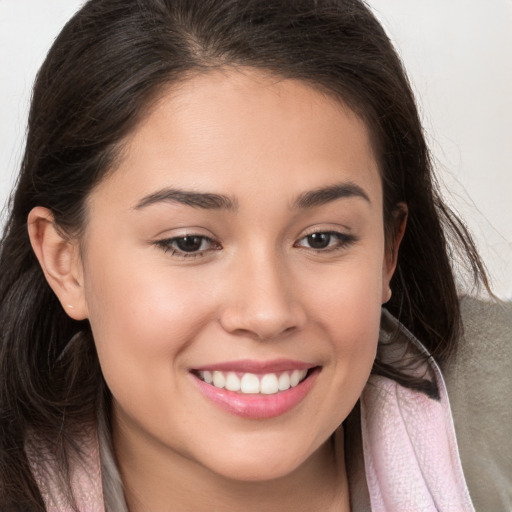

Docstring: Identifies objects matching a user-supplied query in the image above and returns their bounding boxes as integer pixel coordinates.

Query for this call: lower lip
[191,369,319,419]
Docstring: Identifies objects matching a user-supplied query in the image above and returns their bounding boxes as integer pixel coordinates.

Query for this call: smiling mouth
[194,369,312,395]
[191,364,320,419]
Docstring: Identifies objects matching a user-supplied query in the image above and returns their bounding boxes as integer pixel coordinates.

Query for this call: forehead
[91,68,381,211]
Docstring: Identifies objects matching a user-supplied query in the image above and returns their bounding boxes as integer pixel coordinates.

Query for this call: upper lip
[191,359,316,374]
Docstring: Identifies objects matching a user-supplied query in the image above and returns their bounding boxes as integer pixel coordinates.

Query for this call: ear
[27,207,88,320]
[382,203,408,303]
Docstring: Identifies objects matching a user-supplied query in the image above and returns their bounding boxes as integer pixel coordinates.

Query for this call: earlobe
[27,207,88,320]
[382,203,408,303]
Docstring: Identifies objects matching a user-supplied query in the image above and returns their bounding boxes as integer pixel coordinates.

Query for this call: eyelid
[154,233,221,259]
[294,229,357,251]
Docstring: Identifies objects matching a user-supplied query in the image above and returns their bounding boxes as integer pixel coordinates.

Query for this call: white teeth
[199,368,310,394]
[225,372,241,392]
[241,373,260,394]
[290,369,301,387]
[260,373,279,394]
[212,371,226,389]
[278,372,291,391]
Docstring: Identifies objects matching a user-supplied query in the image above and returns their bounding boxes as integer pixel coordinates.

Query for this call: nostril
[218,303,303,340]
[282,325,298,335]
[218,269,307,339]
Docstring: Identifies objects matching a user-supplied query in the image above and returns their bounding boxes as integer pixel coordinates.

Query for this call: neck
[113,417,350,512]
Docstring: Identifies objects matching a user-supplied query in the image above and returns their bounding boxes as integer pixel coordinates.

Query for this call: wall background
[1,0,511,298]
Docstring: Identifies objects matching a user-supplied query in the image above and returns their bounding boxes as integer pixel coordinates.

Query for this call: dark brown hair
[0,0,488,508]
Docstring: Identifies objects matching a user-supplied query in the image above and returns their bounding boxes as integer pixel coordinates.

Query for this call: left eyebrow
[293,182,371,209]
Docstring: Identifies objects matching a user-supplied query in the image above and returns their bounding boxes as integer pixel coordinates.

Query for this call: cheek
[303,250,384,397]
[82,248,217,395]
[306,249,385,337]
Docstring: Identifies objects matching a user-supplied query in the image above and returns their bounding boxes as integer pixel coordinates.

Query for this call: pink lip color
[191,367,319,420]
[194,358,314,373]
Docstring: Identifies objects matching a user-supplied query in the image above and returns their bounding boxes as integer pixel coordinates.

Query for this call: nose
[218,251,307,341]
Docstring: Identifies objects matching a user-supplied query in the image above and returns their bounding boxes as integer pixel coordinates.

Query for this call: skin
[28,69,405,511]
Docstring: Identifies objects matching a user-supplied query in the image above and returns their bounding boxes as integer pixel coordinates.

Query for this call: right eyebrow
[133,188,238,211]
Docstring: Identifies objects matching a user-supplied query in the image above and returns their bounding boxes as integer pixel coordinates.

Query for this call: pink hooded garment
[29,310,475,511]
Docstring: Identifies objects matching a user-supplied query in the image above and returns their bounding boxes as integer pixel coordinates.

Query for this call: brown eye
[175,236,205,252]
[155,235,220,258]
[305,233,331,249]
[295,231,356,252]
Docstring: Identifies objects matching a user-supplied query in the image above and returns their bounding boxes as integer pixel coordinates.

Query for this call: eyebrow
[293,182,371,209]
[134,188,238,211]
[133,181,370,212]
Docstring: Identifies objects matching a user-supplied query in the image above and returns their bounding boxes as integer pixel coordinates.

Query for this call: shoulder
[442,296,512,512]
[356,311,474,511]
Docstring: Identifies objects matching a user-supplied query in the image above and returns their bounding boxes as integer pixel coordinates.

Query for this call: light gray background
[1,0,511,298]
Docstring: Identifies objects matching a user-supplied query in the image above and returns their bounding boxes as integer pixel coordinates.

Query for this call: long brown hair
[0,0,488,508]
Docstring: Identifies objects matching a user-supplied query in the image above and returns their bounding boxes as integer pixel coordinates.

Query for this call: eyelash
[294,231,357,252]
[154,230,356,259]
[154,235,220,259]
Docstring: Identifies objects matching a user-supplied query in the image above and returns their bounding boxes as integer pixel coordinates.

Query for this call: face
[74,70,397,481]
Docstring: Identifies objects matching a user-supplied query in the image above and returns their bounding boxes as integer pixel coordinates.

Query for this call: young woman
[0,0,493,510]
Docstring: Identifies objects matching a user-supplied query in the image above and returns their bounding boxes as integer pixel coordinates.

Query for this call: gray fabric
[442,296,512,512]
[345,402,371,512]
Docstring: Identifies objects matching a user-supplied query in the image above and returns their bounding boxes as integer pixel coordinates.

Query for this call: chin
[195,436,324,483]
[210,458,302,483]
